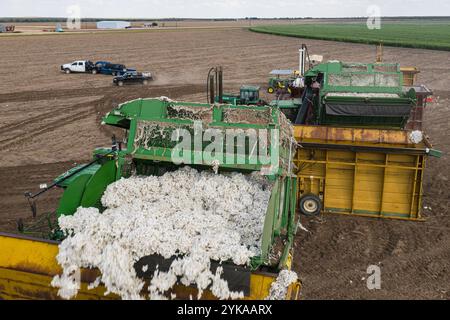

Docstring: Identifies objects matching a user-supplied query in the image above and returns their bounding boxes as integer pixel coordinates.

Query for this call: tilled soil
[0,27,449,300]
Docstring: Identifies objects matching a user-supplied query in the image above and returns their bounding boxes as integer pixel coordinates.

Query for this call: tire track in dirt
[0,83,206,153]
[0,84,204,104]
[0,101,97,151]
[0,87,109,103]
[0,104,90,135]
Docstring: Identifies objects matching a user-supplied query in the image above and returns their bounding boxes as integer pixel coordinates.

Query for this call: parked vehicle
[94,61,135,76]
[61,60,97,74]
[113,71,153,86]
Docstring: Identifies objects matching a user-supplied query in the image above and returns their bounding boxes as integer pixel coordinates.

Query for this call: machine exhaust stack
[218,67,223,103]
[209,71,215,104]
[207,66,223,104]
[299,47,306,76]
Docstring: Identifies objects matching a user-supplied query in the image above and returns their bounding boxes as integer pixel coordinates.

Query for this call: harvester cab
[214,85,262,105]
[235,85,262,105]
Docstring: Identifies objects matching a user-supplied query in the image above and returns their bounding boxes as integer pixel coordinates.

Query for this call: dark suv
[113,71,153,86]
[95,61,135,76]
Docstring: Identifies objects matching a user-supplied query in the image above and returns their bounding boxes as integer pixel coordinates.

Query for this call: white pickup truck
[61,60,97,74]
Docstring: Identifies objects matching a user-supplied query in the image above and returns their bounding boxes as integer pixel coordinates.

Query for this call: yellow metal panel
[0,234,60,276]
[0,267,114,300]
[294,140,425,221]
[401,67,419,86]
[294,125,424,147]
[0,234,299,300]
[354,200,382,212]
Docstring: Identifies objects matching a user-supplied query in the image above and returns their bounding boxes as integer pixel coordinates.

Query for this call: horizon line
[1,15,450,20]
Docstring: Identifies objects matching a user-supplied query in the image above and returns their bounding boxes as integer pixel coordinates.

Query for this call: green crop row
[249,22,450,51]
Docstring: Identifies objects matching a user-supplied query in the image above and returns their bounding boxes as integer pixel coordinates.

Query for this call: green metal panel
[56,174,92,216]
[306,61,402,94]
[54,164,101,188]
[258,179,279,267]
[80,160,117,209]
[104,99,293,178]
[302,61,415,128]
[270,99,301,109]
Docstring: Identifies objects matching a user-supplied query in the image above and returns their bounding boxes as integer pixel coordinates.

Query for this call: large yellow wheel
[267,87,274,94]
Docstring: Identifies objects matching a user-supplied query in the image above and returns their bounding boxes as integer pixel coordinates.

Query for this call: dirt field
[0,27,449,300]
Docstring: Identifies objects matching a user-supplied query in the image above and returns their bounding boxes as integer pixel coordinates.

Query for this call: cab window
[241,90,257,101]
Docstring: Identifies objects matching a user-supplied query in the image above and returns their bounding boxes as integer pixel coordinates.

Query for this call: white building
[96,21,131,29]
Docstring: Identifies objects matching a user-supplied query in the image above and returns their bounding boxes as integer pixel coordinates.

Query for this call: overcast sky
[1,0,449,18]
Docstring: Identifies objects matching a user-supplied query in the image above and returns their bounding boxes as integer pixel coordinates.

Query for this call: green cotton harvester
[12,97,301,299]
[292,61,418,128]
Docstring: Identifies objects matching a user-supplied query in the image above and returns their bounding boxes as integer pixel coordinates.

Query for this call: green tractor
[267,69,297,95]
[215,85,264,106]
[207,66,265,106]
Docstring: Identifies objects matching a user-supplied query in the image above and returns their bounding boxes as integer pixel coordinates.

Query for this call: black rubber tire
[143,80,149,85]
[92,69,97,74]
[65,68,71,74]
[299,194,322,216]
[117,81,124,87]
[267,87,274,94]
[17,219,24,232]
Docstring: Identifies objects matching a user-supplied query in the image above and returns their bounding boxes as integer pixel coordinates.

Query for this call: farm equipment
[113,71,153,86]
[207,67,265,105]
[294,125,441,220]
[61,60,97,74]
[270,46,441,220]
[267,69,297,95]
[267,45,322,98]
[0,24,15,33]
[293,61,419,128]
[216,85,264,105]
[269,44,432,129]
[202,52,439,222]
[230,44,439,221]
[0,98,300,300]
[203,45,440,222]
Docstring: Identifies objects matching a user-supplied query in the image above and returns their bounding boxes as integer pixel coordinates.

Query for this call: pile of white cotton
[265,270,298,300]
[51,167,272,300]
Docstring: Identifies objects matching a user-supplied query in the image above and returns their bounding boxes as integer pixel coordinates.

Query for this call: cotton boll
[409,130,423,144]
[52,167,273,300]
[87,277,101,290]
[265,270,298,300]
[148,269,178,294]
[51,265,80,300]
[210,267,244,300]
